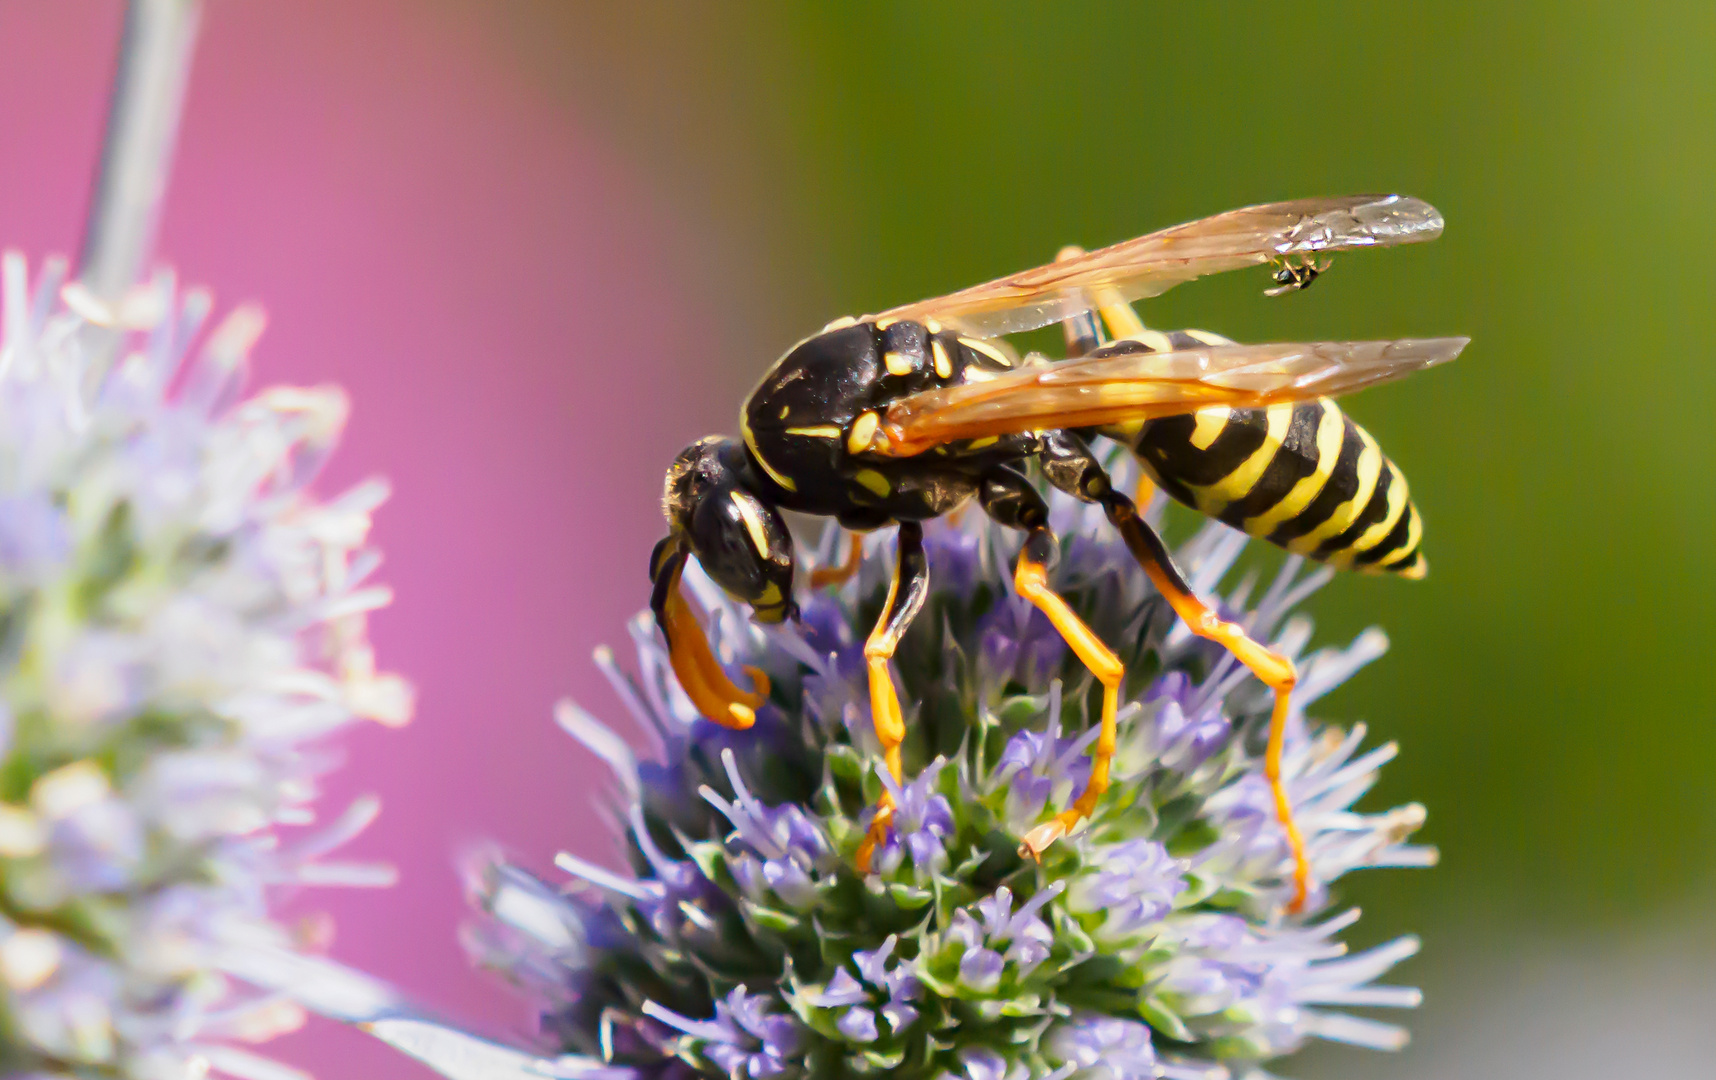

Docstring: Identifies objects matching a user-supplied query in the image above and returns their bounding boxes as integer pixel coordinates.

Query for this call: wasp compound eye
[690,486,794,620]
[664,437,796,622]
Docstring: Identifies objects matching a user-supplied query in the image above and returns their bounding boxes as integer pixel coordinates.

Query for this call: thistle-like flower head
[0,255,411,1079]
[468,466,1432,1080]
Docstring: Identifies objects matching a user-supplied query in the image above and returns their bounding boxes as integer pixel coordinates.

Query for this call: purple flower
[836,1007,878,1042]
[1047,1014,1157,1080]
[1158,910,1422,1056]
[460,427,1433,1080]
[867,759,956,876]
[953,1045,1070,1080]
[978,600,1067,693]
[1142,671,1232,771]
[809,936,923,1041]
[853,935,922,1034]
[940,883,1064,988]
[0,253,410,1079]
[958,947,1005,992]
[921,519,985,597]
[646,987,803,1080]
[1068,839,1185,942]
[0,493,69,572]
[991,682,1100,832]
[702,749,834,910]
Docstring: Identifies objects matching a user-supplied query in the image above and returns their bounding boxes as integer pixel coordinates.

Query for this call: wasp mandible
[650,195,1465,912]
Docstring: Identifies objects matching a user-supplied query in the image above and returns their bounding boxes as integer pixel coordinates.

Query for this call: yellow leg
[854,523,929,873]
[1139,545,1305,910]
[1013,536,1124,859]
[1100,495,1308,911]
[662,572,768,730]
[809,530,863,588]
[854,636,906,873]
[1096,295,1147,341]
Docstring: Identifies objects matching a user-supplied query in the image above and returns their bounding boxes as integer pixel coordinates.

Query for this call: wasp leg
[809,529,864,588]
[1097,493,1309,912]
[1094,290,1149,342]
[854,521,930,873]
[1061,306,1102,360]
[978,465,1123,858]
[1054,246,1107,361]
[649,539,769,730]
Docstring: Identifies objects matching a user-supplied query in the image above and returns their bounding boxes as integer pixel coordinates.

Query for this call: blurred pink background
[0,2,764,1075]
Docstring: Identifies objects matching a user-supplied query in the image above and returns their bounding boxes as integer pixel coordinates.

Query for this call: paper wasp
[650,195,1464,912]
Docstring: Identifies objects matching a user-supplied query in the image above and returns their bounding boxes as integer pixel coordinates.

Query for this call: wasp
[650,195,1465,912]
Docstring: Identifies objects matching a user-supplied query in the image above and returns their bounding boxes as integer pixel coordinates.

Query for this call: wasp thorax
[662,437,797,623]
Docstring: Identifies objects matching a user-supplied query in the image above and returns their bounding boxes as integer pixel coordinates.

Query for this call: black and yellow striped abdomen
[1103,397,1425,578]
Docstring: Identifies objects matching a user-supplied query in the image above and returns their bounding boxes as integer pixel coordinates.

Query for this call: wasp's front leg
[854,521,929,873]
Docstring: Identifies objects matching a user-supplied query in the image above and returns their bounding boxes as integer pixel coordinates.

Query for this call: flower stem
[78,0,202,304]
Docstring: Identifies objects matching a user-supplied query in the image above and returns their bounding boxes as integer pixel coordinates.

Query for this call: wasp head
[660,437,798,623]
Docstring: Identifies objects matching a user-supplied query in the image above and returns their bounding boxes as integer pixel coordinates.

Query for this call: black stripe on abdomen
[1313,458,1394,559]
[1266,415,1366,547]
[1214,402,1324,528]
[1353,492,1414,566]
[1133,408,1270,489]
[1109,384,1426,577]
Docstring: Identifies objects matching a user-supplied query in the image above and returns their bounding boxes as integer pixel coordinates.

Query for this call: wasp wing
[874,337,1468,456]
[871,195,1443,339]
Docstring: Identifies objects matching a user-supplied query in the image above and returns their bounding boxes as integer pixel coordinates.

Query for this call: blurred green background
[495,2,1716,1074]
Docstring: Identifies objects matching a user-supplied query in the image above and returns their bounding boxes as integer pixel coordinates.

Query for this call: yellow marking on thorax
[874,316,901,330]
[853,468,891,497]
[1189,405,1232,451]
[959,337,1014,367]
[924,318,943,333]
[741,415,797,492]
[1243,402,1345,535]
[785,424,841,438]
[730,491,774,560]
[884,350,915,376]
[967,435,999,450]
[777,404,790,419]
[1338,461,1410,564]
[931,338,953,378]
[822,315,859,332]
[1191,404,1291,515]
[962,366,998,382]
[848,411,881,455]
[1287,425,1382,555]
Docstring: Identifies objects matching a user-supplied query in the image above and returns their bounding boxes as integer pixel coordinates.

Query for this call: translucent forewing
[873,337,1469,456]
[871,195,1444,339]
